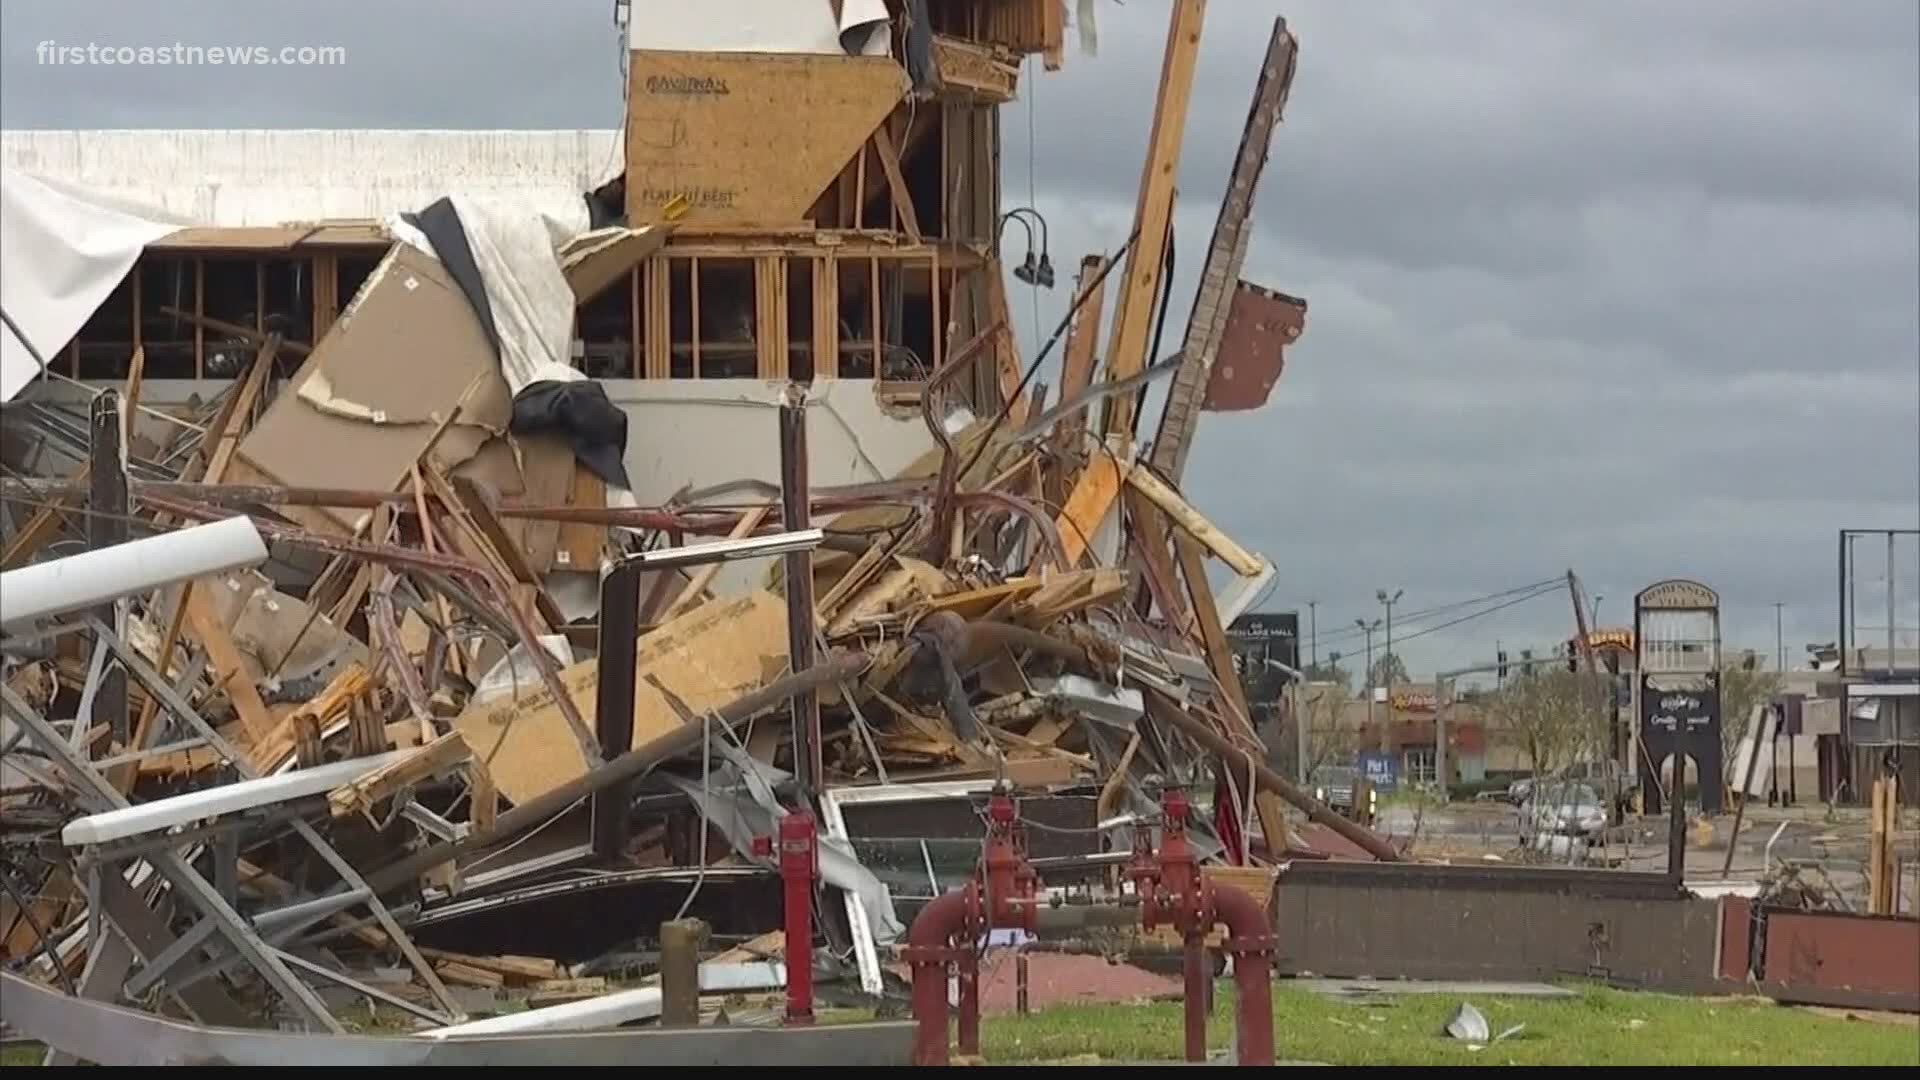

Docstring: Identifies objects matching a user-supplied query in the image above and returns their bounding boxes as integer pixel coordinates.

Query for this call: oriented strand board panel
[453,591,789,804]
[625,51,907,225]
[235,243,512,533]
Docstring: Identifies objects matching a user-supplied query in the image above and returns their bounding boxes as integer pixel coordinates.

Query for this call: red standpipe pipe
[778,811,817,1025]
[907,888,973,1067]
[957,952,981,1057]
[1209,883,1276,1067]
[1182,929,1208,1062]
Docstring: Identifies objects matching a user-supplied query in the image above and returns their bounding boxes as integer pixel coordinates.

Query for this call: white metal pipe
[0,516,268,631]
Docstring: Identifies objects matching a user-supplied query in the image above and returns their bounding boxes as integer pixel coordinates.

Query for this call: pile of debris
[0,5,1377,1066]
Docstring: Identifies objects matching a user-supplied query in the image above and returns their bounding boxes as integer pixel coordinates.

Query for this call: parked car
[1517,781,1607,849]
[1311,765,1358,815]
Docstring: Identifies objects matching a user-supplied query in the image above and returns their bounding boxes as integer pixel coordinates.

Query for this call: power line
[1302,578,1563,654]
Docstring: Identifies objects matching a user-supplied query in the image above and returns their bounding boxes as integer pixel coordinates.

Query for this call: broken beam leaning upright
[1148,17,1297,485]
[1099,0,1208,440]
[781,384,823,802]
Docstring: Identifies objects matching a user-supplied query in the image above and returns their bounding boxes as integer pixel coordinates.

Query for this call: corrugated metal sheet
[1,130,621,227]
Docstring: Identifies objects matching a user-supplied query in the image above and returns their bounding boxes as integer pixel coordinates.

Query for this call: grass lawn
[978,983,1920,1065]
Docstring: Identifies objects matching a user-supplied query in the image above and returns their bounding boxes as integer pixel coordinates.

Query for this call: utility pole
[1356,618,1381,747]
[1307,599,1318,673]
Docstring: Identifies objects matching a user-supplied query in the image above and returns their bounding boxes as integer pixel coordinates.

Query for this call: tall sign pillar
[1635,580,1724,882]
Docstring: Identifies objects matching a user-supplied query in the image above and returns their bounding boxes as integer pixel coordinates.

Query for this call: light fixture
[997,207,1055,290]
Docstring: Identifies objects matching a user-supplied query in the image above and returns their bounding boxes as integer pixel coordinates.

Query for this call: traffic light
[1496,650,1508,680]
[1566,638,1580,672]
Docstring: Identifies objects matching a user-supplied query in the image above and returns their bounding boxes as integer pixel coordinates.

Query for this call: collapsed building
[0,1,1364,1066]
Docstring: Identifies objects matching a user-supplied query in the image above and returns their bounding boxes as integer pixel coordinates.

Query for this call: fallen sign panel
[0,971,915,1067]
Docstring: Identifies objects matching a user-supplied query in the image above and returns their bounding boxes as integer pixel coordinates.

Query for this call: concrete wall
[1273,861,1727,994]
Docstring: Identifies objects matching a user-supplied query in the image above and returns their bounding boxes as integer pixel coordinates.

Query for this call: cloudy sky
[3,0,1916,681]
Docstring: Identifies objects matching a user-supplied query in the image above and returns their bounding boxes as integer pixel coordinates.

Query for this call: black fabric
[402,197,502,360]
[904,0,937,94]
[511,379,632,491]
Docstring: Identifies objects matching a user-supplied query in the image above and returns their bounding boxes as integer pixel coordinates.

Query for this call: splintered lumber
[468,755,498,831]
[1102,0,1208,437]
[816,536,892,624]
[248,662,373,772]
[327,732,473,819]
[924,578,1046,621]
[1125,466,1263,576]
[1172,529,1290,854]
[663,502,772,621]
[1012,567,1130,627]
[1150,17,1298,485]
[416,948,561,984]
[183,586,275,743]
[435,961,506,988]
[1054,443,1128,567]
[1143,689,1398,862]
[1049,254,1111,506]
[452,591,790,805]
[870,123,924,245]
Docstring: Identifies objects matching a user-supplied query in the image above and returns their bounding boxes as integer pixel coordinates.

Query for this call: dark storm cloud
[2,0,1914,673]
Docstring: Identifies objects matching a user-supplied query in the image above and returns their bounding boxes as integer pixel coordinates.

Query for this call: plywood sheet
[624,52,907,225]
[453,591,789,803]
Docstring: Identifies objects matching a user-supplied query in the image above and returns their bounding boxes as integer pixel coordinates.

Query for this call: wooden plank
[312,252,340,340]
[663,503,773,620]
[985,270,1025,424]
[1173,528,1288,855]
[1050,255,1110,504]
[203,335,281,484]
[1149,19,1296,486]
[184,586,276,743]
[436,960,506,988]
[111,581,193,793]
[870,124,924,245]
[327,731,473,820]
[469,755,498,831]
[1053,447,1128,568]
[816,537,891,623]
[924,578,1046,621]
[1102,0,1207,437]
[813,253,838,378]
[417,948,561,983]
[644,257,672,379]
[438,471,561,631]
[1124,489,1192,633]
[755,256,787,379]
[1125,465,1263,576]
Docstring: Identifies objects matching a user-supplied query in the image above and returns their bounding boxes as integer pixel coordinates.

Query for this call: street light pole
[1356,617,1381,748]
[1377,586,1403,716]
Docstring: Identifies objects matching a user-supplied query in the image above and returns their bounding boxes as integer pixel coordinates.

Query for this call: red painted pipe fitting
[776,810,819,1026]
[905,886,975,1066]
[1210,881,1276,1067]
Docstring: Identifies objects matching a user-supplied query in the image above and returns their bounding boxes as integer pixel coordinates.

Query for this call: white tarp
[0,167,181,401]
[386,193,583,397]
[627,0,890,56]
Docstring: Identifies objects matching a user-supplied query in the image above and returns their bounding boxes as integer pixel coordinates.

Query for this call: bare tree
[1485,668,1609,779]
[1300,682,1359,774]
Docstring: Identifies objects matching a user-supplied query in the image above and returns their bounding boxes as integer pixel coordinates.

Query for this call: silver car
[1518,781,1606,848]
